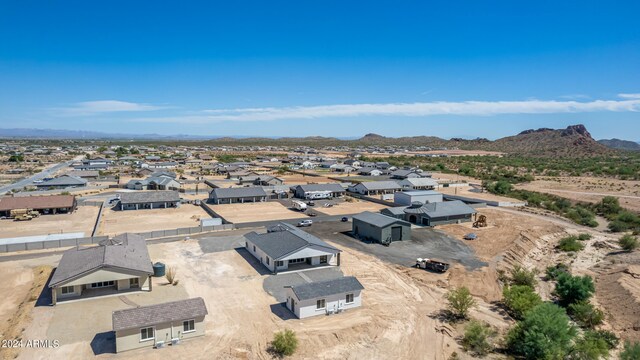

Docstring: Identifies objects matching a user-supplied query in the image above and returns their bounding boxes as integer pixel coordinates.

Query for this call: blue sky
[1,1,639,140]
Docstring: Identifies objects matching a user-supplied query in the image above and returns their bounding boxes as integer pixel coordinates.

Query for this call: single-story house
[375,162,391,170]
[49,233,153,305]
[357,167,382,176]
[390,169,422,179]
[126,175,181,191]
[352,211,411,244]
[34,175,87,189]
[381,200,476,226]
[112,297,208,353]
[291,183,346,199]
[244,223,341,274]
[398,177,439,190]
[118,191,180,210]
[343,159,360,167]
[141,161,178,169]
[0,194,77,217]
[286,276,364,319]
[67,170,100,179]
[253,175,284,186]
[209,187,267,204]
[394,190,443,206]
[331,164,355,173]
[348,181,402,195]
[73,163,109,171]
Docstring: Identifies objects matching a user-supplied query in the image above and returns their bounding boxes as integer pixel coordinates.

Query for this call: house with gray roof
[209,186,267,204]
[126,174,180,191]
[112,297,208,352]
[398,177,439,190]
[118,191,180,210]
[291,183,346,199]
[285,276,364,318]
[381,200,477,226]
[352,211,411,244]
[34,175,87,189]
[49,233,154,305]
[244,222,341,274]
[347,181,402,195]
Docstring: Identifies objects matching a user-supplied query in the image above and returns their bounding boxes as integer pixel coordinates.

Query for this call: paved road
[0,156,82,194]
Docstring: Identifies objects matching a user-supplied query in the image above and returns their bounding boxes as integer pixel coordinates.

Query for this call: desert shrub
[619,234,639,252]
[569,332,610,360]
[620,341,640,360]
[568,301,604,329]
[502,285,542,319]
[462,320,495,356]
[577,233,592,241]
[566,206,599,228]
[165,266,177,284]
[446,287,476,320]
[509,265,538,288]
[595,196,622,218]
[546,263,570,280]
[588,330,619,349]
[609,220,631,233]
[506,303,576,360]
[270,329,298,357]
[558,236,585,252]
[555,273,595,306]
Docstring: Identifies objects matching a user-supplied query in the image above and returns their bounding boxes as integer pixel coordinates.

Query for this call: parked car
[33,179,44,184]
[306,201,315,206]
[297,219,313,227]
[341,217,348,222]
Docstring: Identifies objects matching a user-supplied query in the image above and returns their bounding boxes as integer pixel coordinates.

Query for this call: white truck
[291,200,308,211]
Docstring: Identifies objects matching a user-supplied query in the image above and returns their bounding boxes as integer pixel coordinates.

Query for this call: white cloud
[52,100,168,116]
[618,93,640,99]
[132,98,640,124]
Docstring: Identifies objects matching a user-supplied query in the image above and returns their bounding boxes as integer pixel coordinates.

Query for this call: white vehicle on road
[297,219,313,227]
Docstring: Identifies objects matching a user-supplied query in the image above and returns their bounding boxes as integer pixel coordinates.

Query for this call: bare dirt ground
[516,176,640,212]
[312,200,386,216]
[0,205,99,238]
[98,205,210,236]
[278,173,337,184]
[211,202,307,223]
[437,185,523,203]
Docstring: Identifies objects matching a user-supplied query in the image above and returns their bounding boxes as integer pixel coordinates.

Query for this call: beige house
[48,234,154,305]
[112,297,208,353]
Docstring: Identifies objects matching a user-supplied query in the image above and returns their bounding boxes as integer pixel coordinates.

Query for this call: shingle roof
[119,191,180,205]
[291,276,364,301]
[357,181,402,190]
[0,195,75,212]
[211,187,267,199]
[245,223,340,260]
[352,211,410,228]
[50,234,153,287]
[112,297,208,331]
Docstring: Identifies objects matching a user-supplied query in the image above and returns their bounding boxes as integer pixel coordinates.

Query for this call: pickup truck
[415,258,450,273]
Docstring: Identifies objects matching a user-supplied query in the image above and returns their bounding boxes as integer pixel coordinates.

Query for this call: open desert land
[516,176,640,212]
[312,199,387,216]
[97,205,210,236]
[210,201,307,223]
[278,173,338,185]
[436,184,523,204]
[0,205,99,238]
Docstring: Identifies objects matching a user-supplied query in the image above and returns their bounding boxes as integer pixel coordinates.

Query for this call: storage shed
[394,190,443,206]
[352,211,411,244]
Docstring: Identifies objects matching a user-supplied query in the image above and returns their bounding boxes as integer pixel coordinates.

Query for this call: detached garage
[352,211,411,245]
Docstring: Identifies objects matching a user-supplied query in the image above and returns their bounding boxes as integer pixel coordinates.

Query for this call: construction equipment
[473,214,487,228]
[415,258,450,273]
[14,214,34,221]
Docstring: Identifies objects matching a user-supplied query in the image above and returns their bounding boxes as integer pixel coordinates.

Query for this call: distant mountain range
[0,125,637,157]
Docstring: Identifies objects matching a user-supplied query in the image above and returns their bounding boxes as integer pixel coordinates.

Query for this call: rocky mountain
[598,138,640,151]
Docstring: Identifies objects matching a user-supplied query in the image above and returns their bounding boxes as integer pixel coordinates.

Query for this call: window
[275,261,284,267]
[253,245,256,252]
[346,293,354,304]
[61,286,74,294]
[289,258,305,264]
[129,278,139,288]
[320,255,328,264]
[316,299,326,309]
[140,327,154,342]
[90,280,115,288]
[266,257,270,265]
[183,319,195,333]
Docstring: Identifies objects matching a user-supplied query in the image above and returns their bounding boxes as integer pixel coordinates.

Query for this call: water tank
[153,262,166,277]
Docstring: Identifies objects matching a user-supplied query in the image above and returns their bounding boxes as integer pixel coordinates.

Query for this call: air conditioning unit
[155,341,165,349]
[171,338,181,346]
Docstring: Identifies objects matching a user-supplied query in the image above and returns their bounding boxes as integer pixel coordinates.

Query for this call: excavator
[473,214,487,228]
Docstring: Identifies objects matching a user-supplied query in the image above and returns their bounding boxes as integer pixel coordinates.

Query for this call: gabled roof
[112,297,208,331]
[49,233,153,287]
[400,178,439,187]
[291,276,364,301]
[295,183,345,193]
[0,195,75,212]
[119,191,180,204]
[36,175,87,187]
[352,211,410,228]
[356,181,402,191]
[245,223,340,260]
[211,187,267,199]
[418,200,477,218]
[358,167,380,173]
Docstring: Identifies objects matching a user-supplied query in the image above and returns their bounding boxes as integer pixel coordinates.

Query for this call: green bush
[546,263,570,281]
[620,341,640,360]
[270,329,298,357]
[588,330,619,349]
[619,234,639,252]
[506,303,576,360]
[596,196,623,218]
[509,265,538,288]
[577,233,592,241]
[558,236,585,252]
[555,273,595,306]
[502,285,542,319]
[446,287,476,320]
[569,332,610,360]
[568,301,604,329]
[462,320,495,356]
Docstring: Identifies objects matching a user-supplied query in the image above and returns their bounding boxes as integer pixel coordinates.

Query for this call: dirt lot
[98,205,210,236]
[516,175,640,212]
[0,205,99,238]
[437,184,524,204]
[210,201,307,223]
[312,199,387,216]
